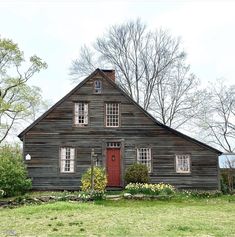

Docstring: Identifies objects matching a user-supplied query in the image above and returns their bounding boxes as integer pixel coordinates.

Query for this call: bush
[125,183,175,196]
[124,163,149,184]
[0,145,32,197]
[81,167,107,192]
[180,190,222,198]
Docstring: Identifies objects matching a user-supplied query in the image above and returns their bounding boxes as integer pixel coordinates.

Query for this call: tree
[70,19,201,130]
[0,37,47,143]
[198,80,235,153]
[222,155,235,192]
[151,60,203,129]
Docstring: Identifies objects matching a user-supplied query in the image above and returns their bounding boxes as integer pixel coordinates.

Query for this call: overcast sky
[1,0,235,104]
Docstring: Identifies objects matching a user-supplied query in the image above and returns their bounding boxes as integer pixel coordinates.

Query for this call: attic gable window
[60,147,75,173]
[106,103,119,127]
[94,80,102,94]
[176,154,191,173]
[137,148,152,173]
[74,102,88,126]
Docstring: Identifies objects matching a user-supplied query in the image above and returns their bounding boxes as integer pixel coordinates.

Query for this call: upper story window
[175,154,191,173]
[137,148,152,173]
[106,103,119,127]
[74,102,88,126]
[60,147,75,173]
[94,80,102,94]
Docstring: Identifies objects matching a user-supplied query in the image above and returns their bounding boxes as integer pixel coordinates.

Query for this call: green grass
[0,197,235,236]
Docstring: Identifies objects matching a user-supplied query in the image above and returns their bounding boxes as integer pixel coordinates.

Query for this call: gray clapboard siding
[20,69,221,190]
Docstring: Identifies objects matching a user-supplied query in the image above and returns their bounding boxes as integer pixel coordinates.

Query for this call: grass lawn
[0,196,235,237]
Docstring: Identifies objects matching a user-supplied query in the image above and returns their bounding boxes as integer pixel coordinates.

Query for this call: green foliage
[81,167,107,192]
[125,183,175,196]
[124,163,149,184]
[220,178,229,194]
[180,190,222,199]
[0,36,48,143]
[0,189,4,198]
[0,145,32,197]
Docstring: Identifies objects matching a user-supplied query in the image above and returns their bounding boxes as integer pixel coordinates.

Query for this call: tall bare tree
[70,19,202,131]
[0,37,47,143]
[70,19,185,109]
[198,80,235,153]
[151,60,203,129]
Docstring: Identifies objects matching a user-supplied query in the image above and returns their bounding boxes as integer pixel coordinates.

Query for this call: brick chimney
[101,69,115,82]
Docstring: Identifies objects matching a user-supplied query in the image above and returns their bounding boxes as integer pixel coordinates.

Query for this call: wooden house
[18,69,222,190]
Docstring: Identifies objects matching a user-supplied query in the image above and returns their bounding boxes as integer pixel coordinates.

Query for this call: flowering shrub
[181,190,222,198]
[125,183,175,196]
[81,167,107,192]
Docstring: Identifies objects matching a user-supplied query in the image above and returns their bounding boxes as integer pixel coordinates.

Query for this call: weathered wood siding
[23,71,219,190]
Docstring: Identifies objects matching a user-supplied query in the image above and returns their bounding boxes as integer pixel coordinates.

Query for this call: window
[137,148,151,172]
[175,154,191,173]
[107,142,121,148]
[74,102,88,126]
[60,147,75,173]
[106,103,119,127]
[94,80,102,93]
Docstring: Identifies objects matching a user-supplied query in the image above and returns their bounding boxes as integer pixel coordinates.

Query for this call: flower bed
[125,183,175,196]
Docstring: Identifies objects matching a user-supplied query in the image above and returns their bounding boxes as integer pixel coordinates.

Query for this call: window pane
[106,103,119,127]
[74,102,88,125]
[60,147,75,173]
[94,80,102,93]
[137,148,151,173]
[176,155,190,173]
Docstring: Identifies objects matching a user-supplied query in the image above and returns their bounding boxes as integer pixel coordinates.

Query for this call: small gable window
[175,154,191,173]
[60,147,75,173]
[106,103,119,127]
[94,80,102,94]
[74,102,88,126]
[137,148,152,173]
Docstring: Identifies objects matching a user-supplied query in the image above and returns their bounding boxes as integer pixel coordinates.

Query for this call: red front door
[106,148,121,187]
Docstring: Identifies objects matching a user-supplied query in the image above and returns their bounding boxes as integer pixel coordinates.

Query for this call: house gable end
[18,68,222,155]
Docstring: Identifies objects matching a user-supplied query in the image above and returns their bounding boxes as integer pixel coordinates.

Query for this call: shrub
[125,183,175,196]
[180,190,222,198]
[124,163,149,184]
[0,189,4,198]
[0,145,32,197]
[81,167,107,192]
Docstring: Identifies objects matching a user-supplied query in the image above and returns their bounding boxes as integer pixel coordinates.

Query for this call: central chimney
[101,69,115,82]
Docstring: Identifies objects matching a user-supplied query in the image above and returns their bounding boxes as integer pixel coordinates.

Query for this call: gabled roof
[18,68,222,155]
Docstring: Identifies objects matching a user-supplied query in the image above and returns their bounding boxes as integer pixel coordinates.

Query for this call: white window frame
[175,154,191,173]
[60,147,75,173]
[137,148,152,173]
[106,103,119,127]
[94,80,102,94]
[74,102,88,126]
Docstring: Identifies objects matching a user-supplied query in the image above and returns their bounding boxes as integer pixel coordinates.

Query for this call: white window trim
[74,102,88,126]
[105,103,119,127]
[60,147,75,173]
[175,154,191,173]
[94,80,102,94]
[137,148,152,173]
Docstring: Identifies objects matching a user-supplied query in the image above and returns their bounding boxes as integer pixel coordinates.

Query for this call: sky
[1,0,234,165]
[1,0,235,104]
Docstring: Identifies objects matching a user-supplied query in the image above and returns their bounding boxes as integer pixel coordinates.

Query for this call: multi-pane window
[137,148,152,173]
[106,103,119,127]
[60,147,75,173]
[175,154,191,173]
[94,80,102,94]
[74,102,88,125]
